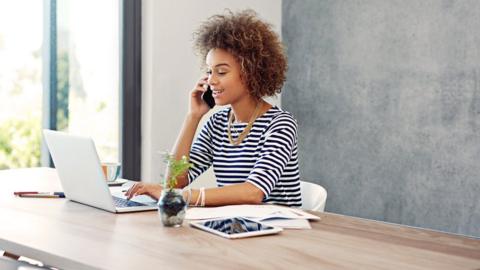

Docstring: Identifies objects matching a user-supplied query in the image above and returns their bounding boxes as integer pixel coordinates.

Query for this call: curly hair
[193,9,287,99]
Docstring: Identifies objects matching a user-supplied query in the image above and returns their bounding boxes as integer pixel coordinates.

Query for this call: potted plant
[157,153,192,227]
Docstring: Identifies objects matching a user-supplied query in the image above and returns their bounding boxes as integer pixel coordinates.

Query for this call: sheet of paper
[185,204,320,221]
[287,207,321,220]
[253,218,312,229]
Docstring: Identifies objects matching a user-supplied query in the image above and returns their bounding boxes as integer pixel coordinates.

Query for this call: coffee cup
[101,162,121,182]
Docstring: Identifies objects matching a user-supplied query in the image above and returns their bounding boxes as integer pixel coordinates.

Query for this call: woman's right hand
[188,76,211,119]
[125,182,163,200]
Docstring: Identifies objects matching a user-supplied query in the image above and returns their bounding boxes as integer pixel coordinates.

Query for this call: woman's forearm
[183,182,264,206]
[170,113,202,187]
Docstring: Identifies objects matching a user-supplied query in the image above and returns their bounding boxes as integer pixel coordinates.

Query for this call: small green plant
[162,153,193,190]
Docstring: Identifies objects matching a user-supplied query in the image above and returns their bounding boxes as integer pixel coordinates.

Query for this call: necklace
[230,123,240,137]
[227,102,261,146]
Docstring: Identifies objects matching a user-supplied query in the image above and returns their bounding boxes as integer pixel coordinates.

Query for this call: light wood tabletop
[0,168,479,270]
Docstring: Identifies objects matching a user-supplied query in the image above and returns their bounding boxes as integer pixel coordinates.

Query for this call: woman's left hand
[188,76,211,118]
[125,182,162,200]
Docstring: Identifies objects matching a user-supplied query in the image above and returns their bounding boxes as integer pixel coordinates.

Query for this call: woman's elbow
[248,189,265,204]
[175,174,189,188]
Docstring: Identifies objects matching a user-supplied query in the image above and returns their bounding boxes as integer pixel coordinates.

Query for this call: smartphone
[201,85,215,108]
[190,217,282,239]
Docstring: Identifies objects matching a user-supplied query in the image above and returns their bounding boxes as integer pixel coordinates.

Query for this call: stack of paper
[185,204,320,229]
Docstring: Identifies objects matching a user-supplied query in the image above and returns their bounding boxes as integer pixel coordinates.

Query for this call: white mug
[101,162,121,182]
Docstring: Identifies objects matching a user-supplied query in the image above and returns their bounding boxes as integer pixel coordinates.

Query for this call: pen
[18,194,64,198]
[13,191,39,195]
[15,192,65,198]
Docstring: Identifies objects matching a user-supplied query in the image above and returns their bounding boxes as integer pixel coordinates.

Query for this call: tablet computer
[190,217,282,239]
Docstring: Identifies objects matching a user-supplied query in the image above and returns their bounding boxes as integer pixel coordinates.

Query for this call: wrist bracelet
[182,186,191,206]
[194,188,202,207]
[200,187,205,207]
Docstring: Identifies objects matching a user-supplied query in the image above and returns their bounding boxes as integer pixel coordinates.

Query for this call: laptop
[43,129,157,213]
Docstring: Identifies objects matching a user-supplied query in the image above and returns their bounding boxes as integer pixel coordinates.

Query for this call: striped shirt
[188,106,301,207]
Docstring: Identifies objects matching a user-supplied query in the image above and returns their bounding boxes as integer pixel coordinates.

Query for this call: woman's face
[205,48,251,106]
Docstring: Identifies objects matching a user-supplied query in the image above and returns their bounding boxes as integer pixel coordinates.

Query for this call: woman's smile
[212,88,224,98]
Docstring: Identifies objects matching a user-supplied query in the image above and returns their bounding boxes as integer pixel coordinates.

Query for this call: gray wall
[282,0,480,237]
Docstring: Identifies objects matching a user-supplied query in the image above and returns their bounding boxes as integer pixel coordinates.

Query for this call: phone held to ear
[201,85,215,108]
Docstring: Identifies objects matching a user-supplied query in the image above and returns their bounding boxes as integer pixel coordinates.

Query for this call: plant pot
[157,188,186,227]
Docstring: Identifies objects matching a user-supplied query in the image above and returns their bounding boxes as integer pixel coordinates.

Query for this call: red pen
[18,194,64,198]
[13,191,40,195]
[14,191,65,198]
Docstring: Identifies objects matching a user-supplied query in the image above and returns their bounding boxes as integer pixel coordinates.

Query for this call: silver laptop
[43,129,157,213]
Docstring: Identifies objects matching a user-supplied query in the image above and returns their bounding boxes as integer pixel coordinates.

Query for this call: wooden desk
[0,168,479,270]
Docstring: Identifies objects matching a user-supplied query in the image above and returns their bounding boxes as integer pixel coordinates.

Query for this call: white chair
[300,181,327,212]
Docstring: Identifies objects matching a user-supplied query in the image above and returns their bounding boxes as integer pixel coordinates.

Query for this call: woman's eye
[206,70,212,75]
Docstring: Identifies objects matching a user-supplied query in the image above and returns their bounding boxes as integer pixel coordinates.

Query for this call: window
[55,0,120,163]
[0,0,43,169]
[1,0,141,179]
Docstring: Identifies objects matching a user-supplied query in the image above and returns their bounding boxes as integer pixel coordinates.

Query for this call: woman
[126,9,301,207]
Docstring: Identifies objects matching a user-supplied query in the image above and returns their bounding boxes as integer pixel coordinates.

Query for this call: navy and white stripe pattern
[188,106,301,207]
[203,217,267,234]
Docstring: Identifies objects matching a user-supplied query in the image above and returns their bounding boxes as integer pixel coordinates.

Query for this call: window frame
[42,0,142,180]
[121,0,142,180]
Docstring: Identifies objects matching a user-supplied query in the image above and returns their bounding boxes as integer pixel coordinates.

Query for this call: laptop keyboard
[112,196,147,207]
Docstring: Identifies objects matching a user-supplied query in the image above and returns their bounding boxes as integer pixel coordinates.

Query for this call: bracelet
[182,186,191,206]
[200,187,206,207]
[194,188,202,207]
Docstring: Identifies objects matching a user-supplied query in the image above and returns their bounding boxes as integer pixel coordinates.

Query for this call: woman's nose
[207,75,217,85]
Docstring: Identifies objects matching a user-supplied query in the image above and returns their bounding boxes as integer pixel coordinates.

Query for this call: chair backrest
[300,181,327,212]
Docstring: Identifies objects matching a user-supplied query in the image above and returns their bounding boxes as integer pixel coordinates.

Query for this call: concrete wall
[142,0,281,188]
[282,0,480,237]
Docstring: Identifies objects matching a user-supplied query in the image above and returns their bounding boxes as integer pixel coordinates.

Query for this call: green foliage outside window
[0,115,41,169]
[56,50,69,131]
[0,49,69,170]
